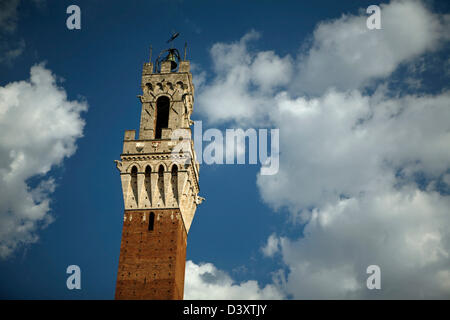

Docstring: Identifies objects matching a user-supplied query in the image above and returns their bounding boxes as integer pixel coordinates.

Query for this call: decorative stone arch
[143,163,154,173]
[154,92,172,101]
[168,163,179,172]
[126,162,142,173]
[155,162,167,171]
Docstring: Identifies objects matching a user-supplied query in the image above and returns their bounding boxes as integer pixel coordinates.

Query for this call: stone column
[150,171,159,207]
[120,173,131,209]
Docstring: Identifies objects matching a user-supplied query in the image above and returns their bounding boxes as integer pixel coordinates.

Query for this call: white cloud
[261,233,280,258]
[196,30,293,125]
[257,89,450,212]
[0,63,87,259]
[184,260,284,299]
[293,0,449,95]
[250,51,293,92]
[197,0,450,299]
[276,187,450,299]
[443,174,450,186]
[197,1,449,125]
[259,88,450,298]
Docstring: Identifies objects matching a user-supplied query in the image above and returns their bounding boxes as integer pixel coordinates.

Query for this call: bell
[166,51,178,71]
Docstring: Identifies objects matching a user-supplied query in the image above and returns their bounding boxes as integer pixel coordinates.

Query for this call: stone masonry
[114,55,202,300]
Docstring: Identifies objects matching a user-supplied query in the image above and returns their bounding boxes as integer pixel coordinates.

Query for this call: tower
[114,41,202,300]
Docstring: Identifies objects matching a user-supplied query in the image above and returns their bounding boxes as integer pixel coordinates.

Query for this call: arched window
[155,96,170,139]
[130,166,138,205]
[148,212,155,231]
[157,165,165,203]
[145,165,151,178]
[171,165,178,202]
[144,166,151,203]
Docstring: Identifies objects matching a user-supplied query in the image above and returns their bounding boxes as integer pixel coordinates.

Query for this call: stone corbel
[114,160,122,172]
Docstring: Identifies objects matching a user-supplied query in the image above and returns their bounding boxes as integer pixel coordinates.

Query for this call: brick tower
[114,42,202,300]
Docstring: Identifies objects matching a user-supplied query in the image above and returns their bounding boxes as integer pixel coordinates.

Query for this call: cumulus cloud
[196,30,293,125]
[275,186,450,299]
[197,0,450,125]
[184,260,284,299]
[196,0,450,298]
[257,89,450,212]
[257,88,450,298]
[293,0,449,95]
[0,63,87,258]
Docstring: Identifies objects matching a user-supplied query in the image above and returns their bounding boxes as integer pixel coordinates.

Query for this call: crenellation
[142,62,153,75]
[124,130,136,141]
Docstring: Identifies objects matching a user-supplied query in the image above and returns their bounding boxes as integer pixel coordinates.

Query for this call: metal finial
[149,45,152,62]
[184,42,187,61]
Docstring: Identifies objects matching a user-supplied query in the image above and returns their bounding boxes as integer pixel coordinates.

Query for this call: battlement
[124,130,136,141]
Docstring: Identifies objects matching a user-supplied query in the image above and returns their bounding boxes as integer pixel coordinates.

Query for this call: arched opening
[171,165,178,203]
[130,166,138,206]
[144,166,151,204]
[148,212,155,231]
[155,96,170,139]
[145,165,151,178]
[157,165,165,204]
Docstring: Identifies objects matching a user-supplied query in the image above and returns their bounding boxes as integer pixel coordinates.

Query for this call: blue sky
[1,0,450,299]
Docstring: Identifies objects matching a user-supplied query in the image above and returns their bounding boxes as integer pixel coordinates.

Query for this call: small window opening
[148,212,155,231]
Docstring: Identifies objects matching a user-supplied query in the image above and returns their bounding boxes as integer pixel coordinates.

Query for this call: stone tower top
[114,41,201,234]
[137,42,194,141]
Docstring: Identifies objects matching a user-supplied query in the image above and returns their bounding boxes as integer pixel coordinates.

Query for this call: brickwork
[115,209,187,300]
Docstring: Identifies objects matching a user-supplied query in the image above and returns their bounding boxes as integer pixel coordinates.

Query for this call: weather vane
[167,31,180,44]
[154,31,187,73]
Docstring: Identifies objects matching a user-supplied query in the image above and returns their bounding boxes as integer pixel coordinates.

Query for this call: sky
[0,0,449,299]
